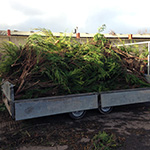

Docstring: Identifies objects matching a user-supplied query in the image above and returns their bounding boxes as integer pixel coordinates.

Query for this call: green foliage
[91,131,120,150]
[125,73,149,87]
[0,42,21,76]
[0,26,149,99]
[0,103,6,112]
[93,24,107,45]
[119,41,148,61]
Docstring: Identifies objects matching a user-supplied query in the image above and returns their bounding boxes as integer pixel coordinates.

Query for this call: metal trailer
[2,80,150,121]
[2,41,150,121]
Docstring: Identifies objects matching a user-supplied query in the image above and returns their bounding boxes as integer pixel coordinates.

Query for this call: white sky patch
[1,0,150,33]
[0,1,29,26]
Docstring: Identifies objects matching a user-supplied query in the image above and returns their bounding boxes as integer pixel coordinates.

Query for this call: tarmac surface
[1,102,150,150]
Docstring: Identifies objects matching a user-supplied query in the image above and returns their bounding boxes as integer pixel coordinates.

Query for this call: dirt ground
[1,101,150,150]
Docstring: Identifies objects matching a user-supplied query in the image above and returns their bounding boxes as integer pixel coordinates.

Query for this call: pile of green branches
[0,28,149,99]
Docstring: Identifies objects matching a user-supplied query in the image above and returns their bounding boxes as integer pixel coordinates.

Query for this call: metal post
[148,43,150,75]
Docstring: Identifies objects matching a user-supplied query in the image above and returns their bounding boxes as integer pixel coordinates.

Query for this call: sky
[1,0,150,34]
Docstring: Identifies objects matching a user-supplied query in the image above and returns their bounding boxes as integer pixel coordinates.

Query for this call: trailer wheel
[98,106,113,114]
[69,110,86,119]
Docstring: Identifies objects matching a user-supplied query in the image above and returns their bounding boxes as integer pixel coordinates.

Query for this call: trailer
[2,41,150,121]
[2,80,150,121]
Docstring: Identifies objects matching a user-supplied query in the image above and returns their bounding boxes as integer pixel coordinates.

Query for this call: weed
[90,131,120,150]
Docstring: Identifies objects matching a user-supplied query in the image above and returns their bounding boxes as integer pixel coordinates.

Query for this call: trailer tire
[69,110,86,119]
[98,106,113,114]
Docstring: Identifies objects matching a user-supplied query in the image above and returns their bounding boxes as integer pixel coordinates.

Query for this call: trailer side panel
[15,94,98,121]
[1,81,15,119]
[101,88,150,107]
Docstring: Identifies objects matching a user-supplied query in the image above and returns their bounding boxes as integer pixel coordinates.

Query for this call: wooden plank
[3,97,12,116]
[1,81,15,119]
[1,81,14,102]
